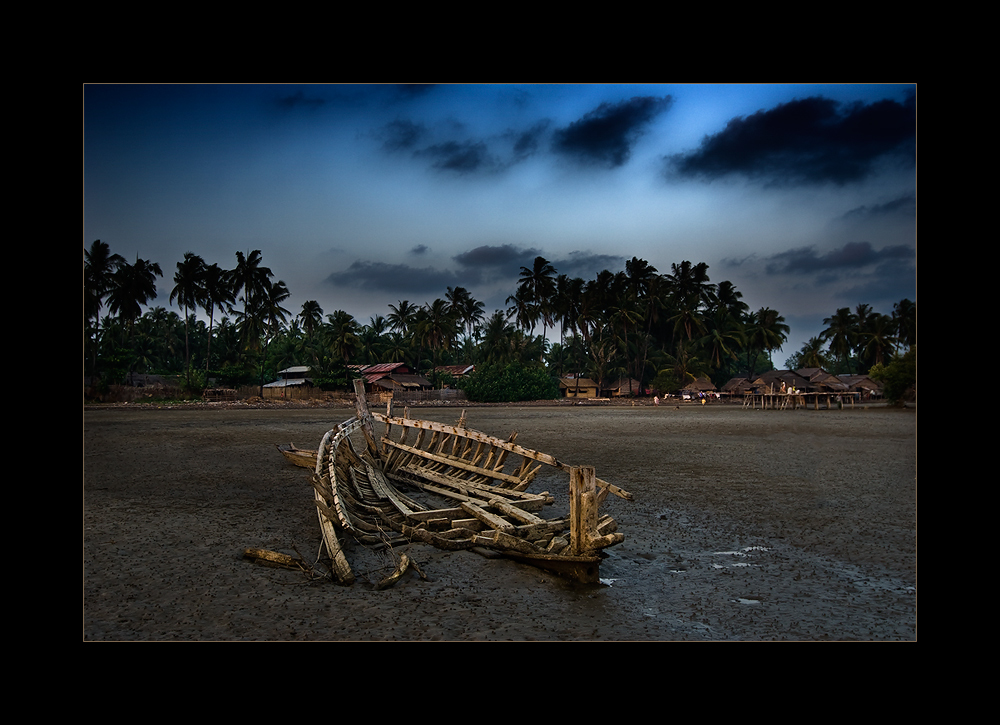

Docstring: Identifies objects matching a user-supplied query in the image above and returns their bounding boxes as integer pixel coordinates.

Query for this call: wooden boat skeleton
[305,380,632,585]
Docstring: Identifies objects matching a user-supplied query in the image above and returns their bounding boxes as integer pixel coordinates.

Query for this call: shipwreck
[288,380,632,585]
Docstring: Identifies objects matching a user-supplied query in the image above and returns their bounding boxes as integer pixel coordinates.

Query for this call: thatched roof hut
[721,376,754,395]
[684,376,717,392]
[603,376,643,397]
[559,377,599,398]
[751,370,811,393]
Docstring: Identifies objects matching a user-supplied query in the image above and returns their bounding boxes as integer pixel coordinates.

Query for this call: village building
[559,376,599,398]
[679,376,718,398]
[602,375,644,397]
[433,364,475,385]
[836,374,883,399]
[721,367,883,403]
[359,362,432,393]
[263,365,315,396]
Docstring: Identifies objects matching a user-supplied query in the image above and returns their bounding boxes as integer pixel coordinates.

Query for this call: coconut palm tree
[699,308,746,371]
[415,298,457,364]
[256,279,292,396]
[325,310,360,369]
[746,307,790,378]
[892,298,916,350]
[231,250,273,353]
[795,337,830,370]
[387,300,417,337]
[106,255,163,346]
[201,262,235,378]
[446,286,485,344]
[170,252,207,385]
[822,307,858,373]
[84,240,126,375]
[84,240,125,326]
[517,256,557,347]
[860,313,897,370]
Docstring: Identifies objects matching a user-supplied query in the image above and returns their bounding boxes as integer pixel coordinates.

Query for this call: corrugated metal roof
[361,362,407,374]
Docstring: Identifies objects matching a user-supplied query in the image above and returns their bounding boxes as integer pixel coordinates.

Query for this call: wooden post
[352,378,379,457]
[570,466,598,556]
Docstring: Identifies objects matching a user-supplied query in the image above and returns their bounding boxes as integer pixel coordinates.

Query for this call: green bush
[869,347,916,404]
[461,362,559,402]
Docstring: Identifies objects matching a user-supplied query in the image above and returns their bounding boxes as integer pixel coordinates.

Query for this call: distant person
[654,395,660,406]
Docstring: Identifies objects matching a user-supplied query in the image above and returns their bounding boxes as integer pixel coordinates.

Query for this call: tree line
[84,240,916,399]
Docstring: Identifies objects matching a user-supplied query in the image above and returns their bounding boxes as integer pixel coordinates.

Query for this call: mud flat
[83,404,917,640]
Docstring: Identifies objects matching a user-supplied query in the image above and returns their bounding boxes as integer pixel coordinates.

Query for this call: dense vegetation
[84,241,916,401]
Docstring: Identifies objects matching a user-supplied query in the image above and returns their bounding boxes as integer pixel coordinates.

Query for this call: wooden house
[359,362,432,392]
[795,368,849,393]
[263,366,315,397]
[721,376,754,397]
[559,376,599,398]
[433,364,475,384]
[836,374,883,398]
[603,376,643,397]
[750,370,812,394]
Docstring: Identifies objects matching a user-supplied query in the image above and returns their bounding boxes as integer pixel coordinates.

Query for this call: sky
[83,83,917,363]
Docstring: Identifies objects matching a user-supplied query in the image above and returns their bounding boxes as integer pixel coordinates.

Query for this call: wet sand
[83,403,916,640]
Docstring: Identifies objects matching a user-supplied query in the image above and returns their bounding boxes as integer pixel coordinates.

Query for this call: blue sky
[83,83,916,362]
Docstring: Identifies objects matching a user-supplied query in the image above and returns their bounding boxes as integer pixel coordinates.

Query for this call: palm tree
[325,310,360,369]
[298,300,324,340]
[861,313,897,370]
[795,337,830,370]
[625,257,659,392]
[387,300,417,337]
[446,286,485,344]
[822,307,858,373]
[699,308,746,371]
[480,310,516,365]
[256,279,292,396]
[84,240,125,326]
[231,250,273,354]
[892,298,916,350]
[106,255,163,346]
[666,260,715,311]
[746,307,790,377]
[511,256,557,355]
[84,240,125,375]
[505,286,538,336]
[415,298,457,364]
[201,262,235,379]
[169,252,207,385]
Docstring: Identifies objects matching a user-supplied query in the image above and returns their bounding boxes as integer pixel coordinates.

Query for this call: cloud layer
[666,93,916,185]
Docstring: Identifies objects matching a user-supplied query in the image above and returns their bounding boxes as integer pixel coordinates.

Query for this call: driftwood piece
[374,553,426,590]
[243,548,309,571]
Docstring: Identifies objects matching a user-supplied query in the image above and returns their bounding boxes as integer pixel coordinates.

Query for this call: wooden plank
[394,463,549,508]
[382,437,529,486]
[461,501,516,534]
[488,497,547,525]
[372,413,562,467]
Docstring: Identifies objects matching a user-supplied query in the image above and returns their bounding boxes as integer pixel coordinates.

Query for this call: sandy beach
[83,402,916,641]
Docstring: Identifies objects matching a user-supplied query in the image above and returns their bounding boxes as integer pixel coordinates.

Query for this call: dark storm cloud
[840,192,916,220]
[411,244,429,255]
[377,119,428,152]
[377,117,553,175]
[764,241,914,275]
[325,261,476,294]
[552,96,674,168]
[667,93,916,185]
[511,120,552,159]
[416,140,502,174]
[553,251,625,276]
[453,244,541,270]
[276,90,326,110]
